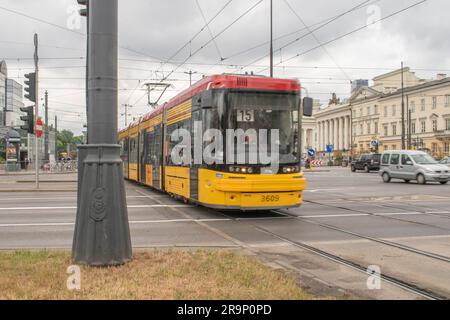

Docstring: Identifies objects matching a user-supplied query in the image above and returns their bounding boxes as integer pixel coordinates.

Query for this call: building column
[325,120,331,148]
[334,118,339,150]
[318,122,322,151]
[344,116,349,150]
[340,117,345,151]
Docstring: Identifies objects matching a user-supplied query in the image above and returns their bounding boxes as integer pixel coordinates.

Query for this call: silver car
[440,157,450,168]
[380,150,450,185]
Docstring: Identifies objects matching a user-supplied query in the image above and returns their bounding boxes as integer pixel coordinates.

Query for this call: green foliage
[56,130,84,157]
[0,156,5,165]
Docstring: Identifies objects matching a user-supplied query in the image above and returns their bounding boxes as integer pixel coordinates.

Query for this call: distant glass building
[5,79,24,127]
[351,79,369,94]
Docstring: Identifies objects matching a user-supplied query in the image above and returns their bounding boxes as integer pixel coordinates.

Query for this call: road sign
[326,144,334,153]
[36,118,43,138]
[371,140,378,147]
[308,148,316,157]
[311,160,323,167]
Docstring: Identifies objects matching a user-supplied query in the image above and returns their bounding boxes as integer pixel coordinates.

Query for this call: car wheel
[364,165,370,173]
[404,180,410,183]
[351,165,356,172]
[417,174,427,185]
[382,172,391,183]
[440,181,448,185]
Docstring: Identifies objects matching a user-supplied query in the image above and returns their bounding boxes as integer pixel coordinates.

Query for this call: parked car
[440,157,450,168]
[350,154,381,173]
[380,150,450,185]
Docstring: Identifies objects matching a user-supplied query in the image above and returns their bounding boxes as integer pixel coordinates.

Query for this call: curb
[0,189,77,193]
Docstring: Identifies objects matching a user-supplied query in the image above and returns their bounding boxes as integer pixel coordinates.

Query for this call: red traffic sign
[36,118,43,138]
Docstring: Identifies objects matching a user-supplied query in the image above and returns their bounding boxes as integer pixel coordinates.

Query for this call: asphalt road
[1,168,449,300]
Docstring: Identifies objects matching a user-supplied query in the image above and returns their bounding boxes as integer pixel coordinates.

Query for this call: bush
[0,157,5,165]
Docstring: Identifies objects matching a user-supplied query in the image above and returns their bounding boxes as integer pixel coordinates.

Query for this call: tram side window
[120,138,129,161]
[129,137,138,163]
[139,131,145,164]
[146,131,154,165]
[167,119,191,166]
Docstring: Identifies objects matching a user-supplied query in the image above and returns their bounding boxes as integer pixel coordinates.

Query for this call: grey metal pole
[73,0,132,266]
[55,115,57,159]
[401,62,406,150]
[34,33,39,189]
[269,0,273,78]
[44,90,49,162]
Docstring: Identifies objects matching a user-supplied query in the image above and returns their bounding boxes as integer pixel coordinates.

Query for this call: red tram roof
[130,74,301,127]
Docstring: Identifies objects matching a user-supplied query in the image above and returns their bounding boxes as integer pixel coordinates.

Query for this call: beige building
[309,67,450,159]
[315,99,352,154]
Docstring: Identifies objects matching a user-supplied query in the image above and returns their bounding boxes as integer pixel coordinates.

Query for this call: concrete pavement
[0,167,449,299]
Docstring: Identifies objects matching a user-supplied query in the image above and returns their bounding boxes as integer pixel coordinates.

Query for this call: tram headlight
[283,166,300,173]
[229,166,254,174]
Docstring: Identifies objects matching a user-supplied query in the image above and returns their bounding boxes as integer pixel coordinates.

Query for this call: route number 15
[237,110,255,122]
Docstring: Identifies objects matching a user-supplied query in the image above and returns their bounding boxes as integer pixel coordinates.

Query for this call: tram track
[132,184,449,300]
[274,209,450,263]
[254,226,446,300]
[303,199,450,232]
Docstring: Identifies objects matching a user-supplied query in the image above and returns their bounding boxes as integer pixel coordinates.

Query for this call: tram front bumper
[198,169,307,210]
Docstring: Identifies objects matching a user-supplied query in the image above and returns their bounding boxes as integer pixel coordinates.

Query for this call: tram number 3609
[261,195,280,202]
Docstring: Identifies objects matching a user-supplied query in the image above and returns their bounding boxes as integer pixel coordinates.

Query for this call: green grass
[0,249,316,300]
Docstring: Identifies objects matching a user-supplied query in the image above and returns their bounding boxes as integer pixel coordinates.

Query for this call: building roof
[379,76,450,100]
[373,67,410,81]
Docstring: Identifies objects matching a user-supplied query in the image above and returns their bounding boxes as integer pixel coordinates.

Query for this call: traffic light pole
[34,34,39,189]
[73,0,132,266]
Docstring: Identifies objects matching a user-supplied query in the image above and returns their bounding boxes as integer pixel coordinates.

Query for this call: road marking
[0,204,194,211]
[298,212,433,219]
[0,195,160,202]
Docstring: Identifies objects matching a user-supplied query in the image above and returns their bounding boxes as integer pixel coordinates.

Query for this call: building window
[367,123,371,135]
[392,145,397,150]
[367,106,371,115]
[432,96,437,109]
[384,106,388,117]
[446,95,450,108]
[446,118,450,131]
[392,105,396,116]
[445,142,450,154]
[421,120,426,133]
[432,143,438,155]
[374,122,379,134]
[410,101,415,113]
[392,124,397,136]
[360,124,363,135]
[421,99,426,111]
[374,105,378,114]
[384,125,388,136]
[411,121,416,135]
[432,119,438,132]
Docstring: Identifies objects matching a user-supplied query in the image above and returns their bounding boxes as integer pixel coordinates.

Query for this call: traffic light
[20,106,34,134]
[24,72,36,102]
[77,0,88,17]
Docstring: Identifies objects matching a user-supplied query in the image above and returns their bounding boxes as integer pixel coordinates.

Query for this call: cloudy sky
[0,0,448,134]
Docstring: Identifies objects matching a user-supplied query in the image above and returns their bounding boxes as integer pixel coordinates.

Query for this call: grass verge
[0,249,316,300]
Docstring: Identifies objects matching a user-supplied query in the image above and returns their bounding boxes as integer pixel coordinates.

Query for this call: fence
[42,160,78,173]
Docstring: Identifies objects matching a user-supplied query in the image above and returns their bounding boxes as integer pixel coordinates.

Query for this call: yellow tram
[119,74,310,210]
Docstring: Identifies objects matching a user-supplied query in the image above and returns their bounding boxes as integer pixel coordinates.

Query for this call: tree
[56,130,84,158]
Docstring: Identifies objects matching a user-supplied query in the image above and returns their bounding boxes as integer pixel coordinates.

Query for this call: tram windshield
[227,92,300,165]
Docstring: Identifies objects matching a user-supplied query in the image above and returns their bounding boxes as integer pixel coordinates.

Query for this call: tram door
[190,98,202,201]
[152,124,163,190]
[139,130,147,184]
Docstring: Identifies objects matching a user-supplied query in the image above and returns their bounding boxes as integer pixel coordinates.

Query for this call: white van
[380,150,450,185]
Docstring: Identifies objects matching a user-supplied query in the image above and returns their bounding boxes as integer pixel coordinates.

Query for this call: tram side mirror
[201,90,213,109]
[302,97,313,117]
